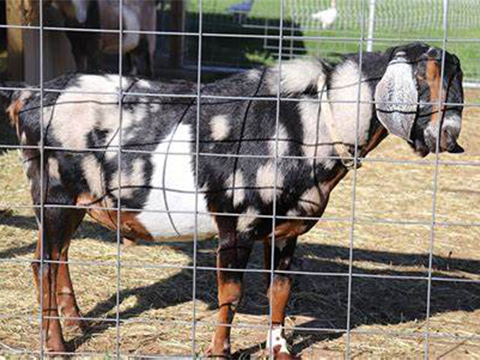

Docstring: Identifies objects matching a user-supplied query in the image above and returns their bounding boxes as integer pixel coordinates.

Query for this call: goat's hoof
[123,238,136,247]
[273,345,301,360]
[46,339,68,357]
[64,318,87,332]
[275,353,301,360]
[63,311,87,332]
[205,343,231,359]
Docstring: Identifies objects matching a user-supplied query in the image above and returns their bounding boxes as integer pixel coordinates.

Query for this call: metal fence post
[367,0,376,52]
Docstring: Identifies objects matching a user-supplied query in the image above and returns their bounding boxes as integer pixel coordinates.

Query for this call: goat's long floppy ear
[375,57,418,141]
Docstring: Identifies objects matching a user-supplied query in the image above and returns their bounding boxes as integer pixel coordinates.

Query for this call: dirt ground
[0,90,479,359]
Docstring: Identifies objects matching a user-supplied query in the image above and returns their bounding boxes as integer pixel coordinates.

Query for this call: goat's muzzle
[423,119,464,155]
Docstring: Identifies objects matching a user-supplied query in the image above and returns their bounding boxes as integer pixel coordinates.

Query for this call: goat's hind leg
[263,237,299,360]
[31,178,86,353]
[56,212,87,331]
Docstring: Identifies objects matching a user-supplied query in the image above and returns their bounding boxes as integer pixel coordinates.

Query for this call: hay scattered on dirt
[0,91,479,359]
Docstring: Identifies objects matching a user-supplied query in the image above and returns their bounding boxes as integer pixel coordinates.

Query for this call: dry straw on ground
[0,90,479,359]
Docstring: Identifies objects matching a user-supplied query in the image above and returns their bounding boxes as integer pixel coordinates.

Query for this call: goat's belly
[85,206,217,242]
[135,123,217,241]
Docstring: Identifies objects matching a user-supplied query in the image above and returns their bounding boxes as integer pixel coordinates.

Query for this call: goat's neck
[317,124,388,197]
[360,124,389,158]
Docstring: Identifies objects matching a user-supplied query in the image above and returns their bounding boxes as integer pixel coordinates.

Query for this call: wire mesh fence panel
[0,0,479,359]
[186,0,480,83]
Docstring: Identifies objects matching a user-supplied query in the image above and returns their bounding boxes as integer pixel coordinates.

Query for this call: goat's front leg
[263,237,299,360]
[207,223,253,358]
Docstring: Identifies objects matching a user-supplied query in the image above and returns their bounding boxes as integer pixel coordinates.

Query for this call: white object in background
[311,0,338,29]
[367,0,377,52]
[227,0,255,15]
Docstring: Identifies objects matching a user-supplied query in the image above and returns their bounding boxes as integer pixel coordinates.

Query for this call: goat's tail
[0,81,25,105]
[0,88,15,104]
[0,82,27,130]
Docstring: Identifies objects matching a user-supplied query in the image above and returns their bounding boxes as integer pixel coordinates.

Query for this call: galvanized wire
[345,1,367,357]
[0,0,478,358]
[38,2,45,358]
[115,0,125,357]
[424,1,451,358]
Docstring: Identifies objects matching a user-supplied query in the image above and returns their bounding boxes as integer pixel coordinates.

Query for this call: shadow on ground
[1,213,480,357]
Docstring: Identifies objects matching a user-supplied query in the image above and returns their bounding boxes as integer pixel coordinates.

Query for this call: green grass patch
[187,0,480,81]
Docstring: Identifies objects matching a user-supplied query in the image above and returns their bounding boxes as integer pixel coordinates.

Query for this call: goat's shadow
[2,213,480,357]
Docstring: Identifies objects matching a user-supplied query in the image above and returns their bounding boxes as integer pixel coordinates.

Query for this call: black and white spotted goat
[1,42,464,358]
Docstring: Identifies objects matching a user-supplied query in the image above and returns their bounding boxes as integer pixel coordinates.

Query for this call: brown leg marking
[55,210,86,331]
[56,251,85,330]
[264,237,300,360]
[31,203,86,354]
[32,238,67,354]
[207,217,254,358]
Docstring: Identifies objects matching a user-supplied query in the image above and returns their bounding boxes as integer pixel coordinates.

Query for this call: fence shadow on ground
[1,213,480,357]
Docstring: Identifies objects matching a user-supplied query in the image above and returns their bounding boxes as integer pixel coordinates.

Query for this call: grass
[186,0,480,82]
[0,87,479,358]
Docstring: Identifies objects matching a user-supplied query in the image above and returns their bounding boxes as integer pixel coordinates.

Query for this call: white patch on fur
[48,158,61,181]
[110,158,146,199]
[297,99,335,162]
[20,132,27,145]
[323,159,336,170]
[49,75,151,163]
[247,69,261,81]
[286,209,300,217]
[431,114,461,141]
[328,60,373,146]
[256,161,284,203]
[51,75,127,149]
[269,58,325,95]
[237,207,259,232]
[210,115,231,141]
[298,187,322,214]
[225,170,246,207]
[19,91,32,103]
[266,326,290,355]
[137,79,153,89]
[269,124,289,157]
[137,124,217,240]
[443,114,462,130]
[82,155,106,201]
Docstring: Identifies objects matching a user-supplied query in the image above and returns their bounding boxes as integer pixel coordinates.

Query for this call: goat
[48,0,157,76]
[1,42,465,358]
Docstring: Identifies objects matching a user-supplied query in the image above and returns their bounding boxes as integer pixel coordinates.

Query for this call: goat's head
[49,0,91,25]
[375,42,464,157]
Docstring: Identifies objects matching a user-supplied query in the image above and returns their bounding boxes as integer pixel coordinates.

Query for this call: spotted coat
[3,42,465,358]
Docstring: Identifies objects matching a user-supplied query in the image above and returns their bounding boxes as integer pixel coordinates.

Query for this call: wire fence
[187,0,480,84]
[0,0,479,358]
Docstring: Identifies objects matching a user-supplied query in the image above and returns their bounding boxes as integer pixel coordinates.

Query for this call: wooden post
[170,0,187,69]
[6,0,25,80]
[6,0,76,84]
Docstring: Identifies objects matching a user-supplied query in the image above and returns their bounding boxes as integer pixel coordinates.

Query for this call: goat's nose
[447,142,465,154]
[442,127,464,154]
